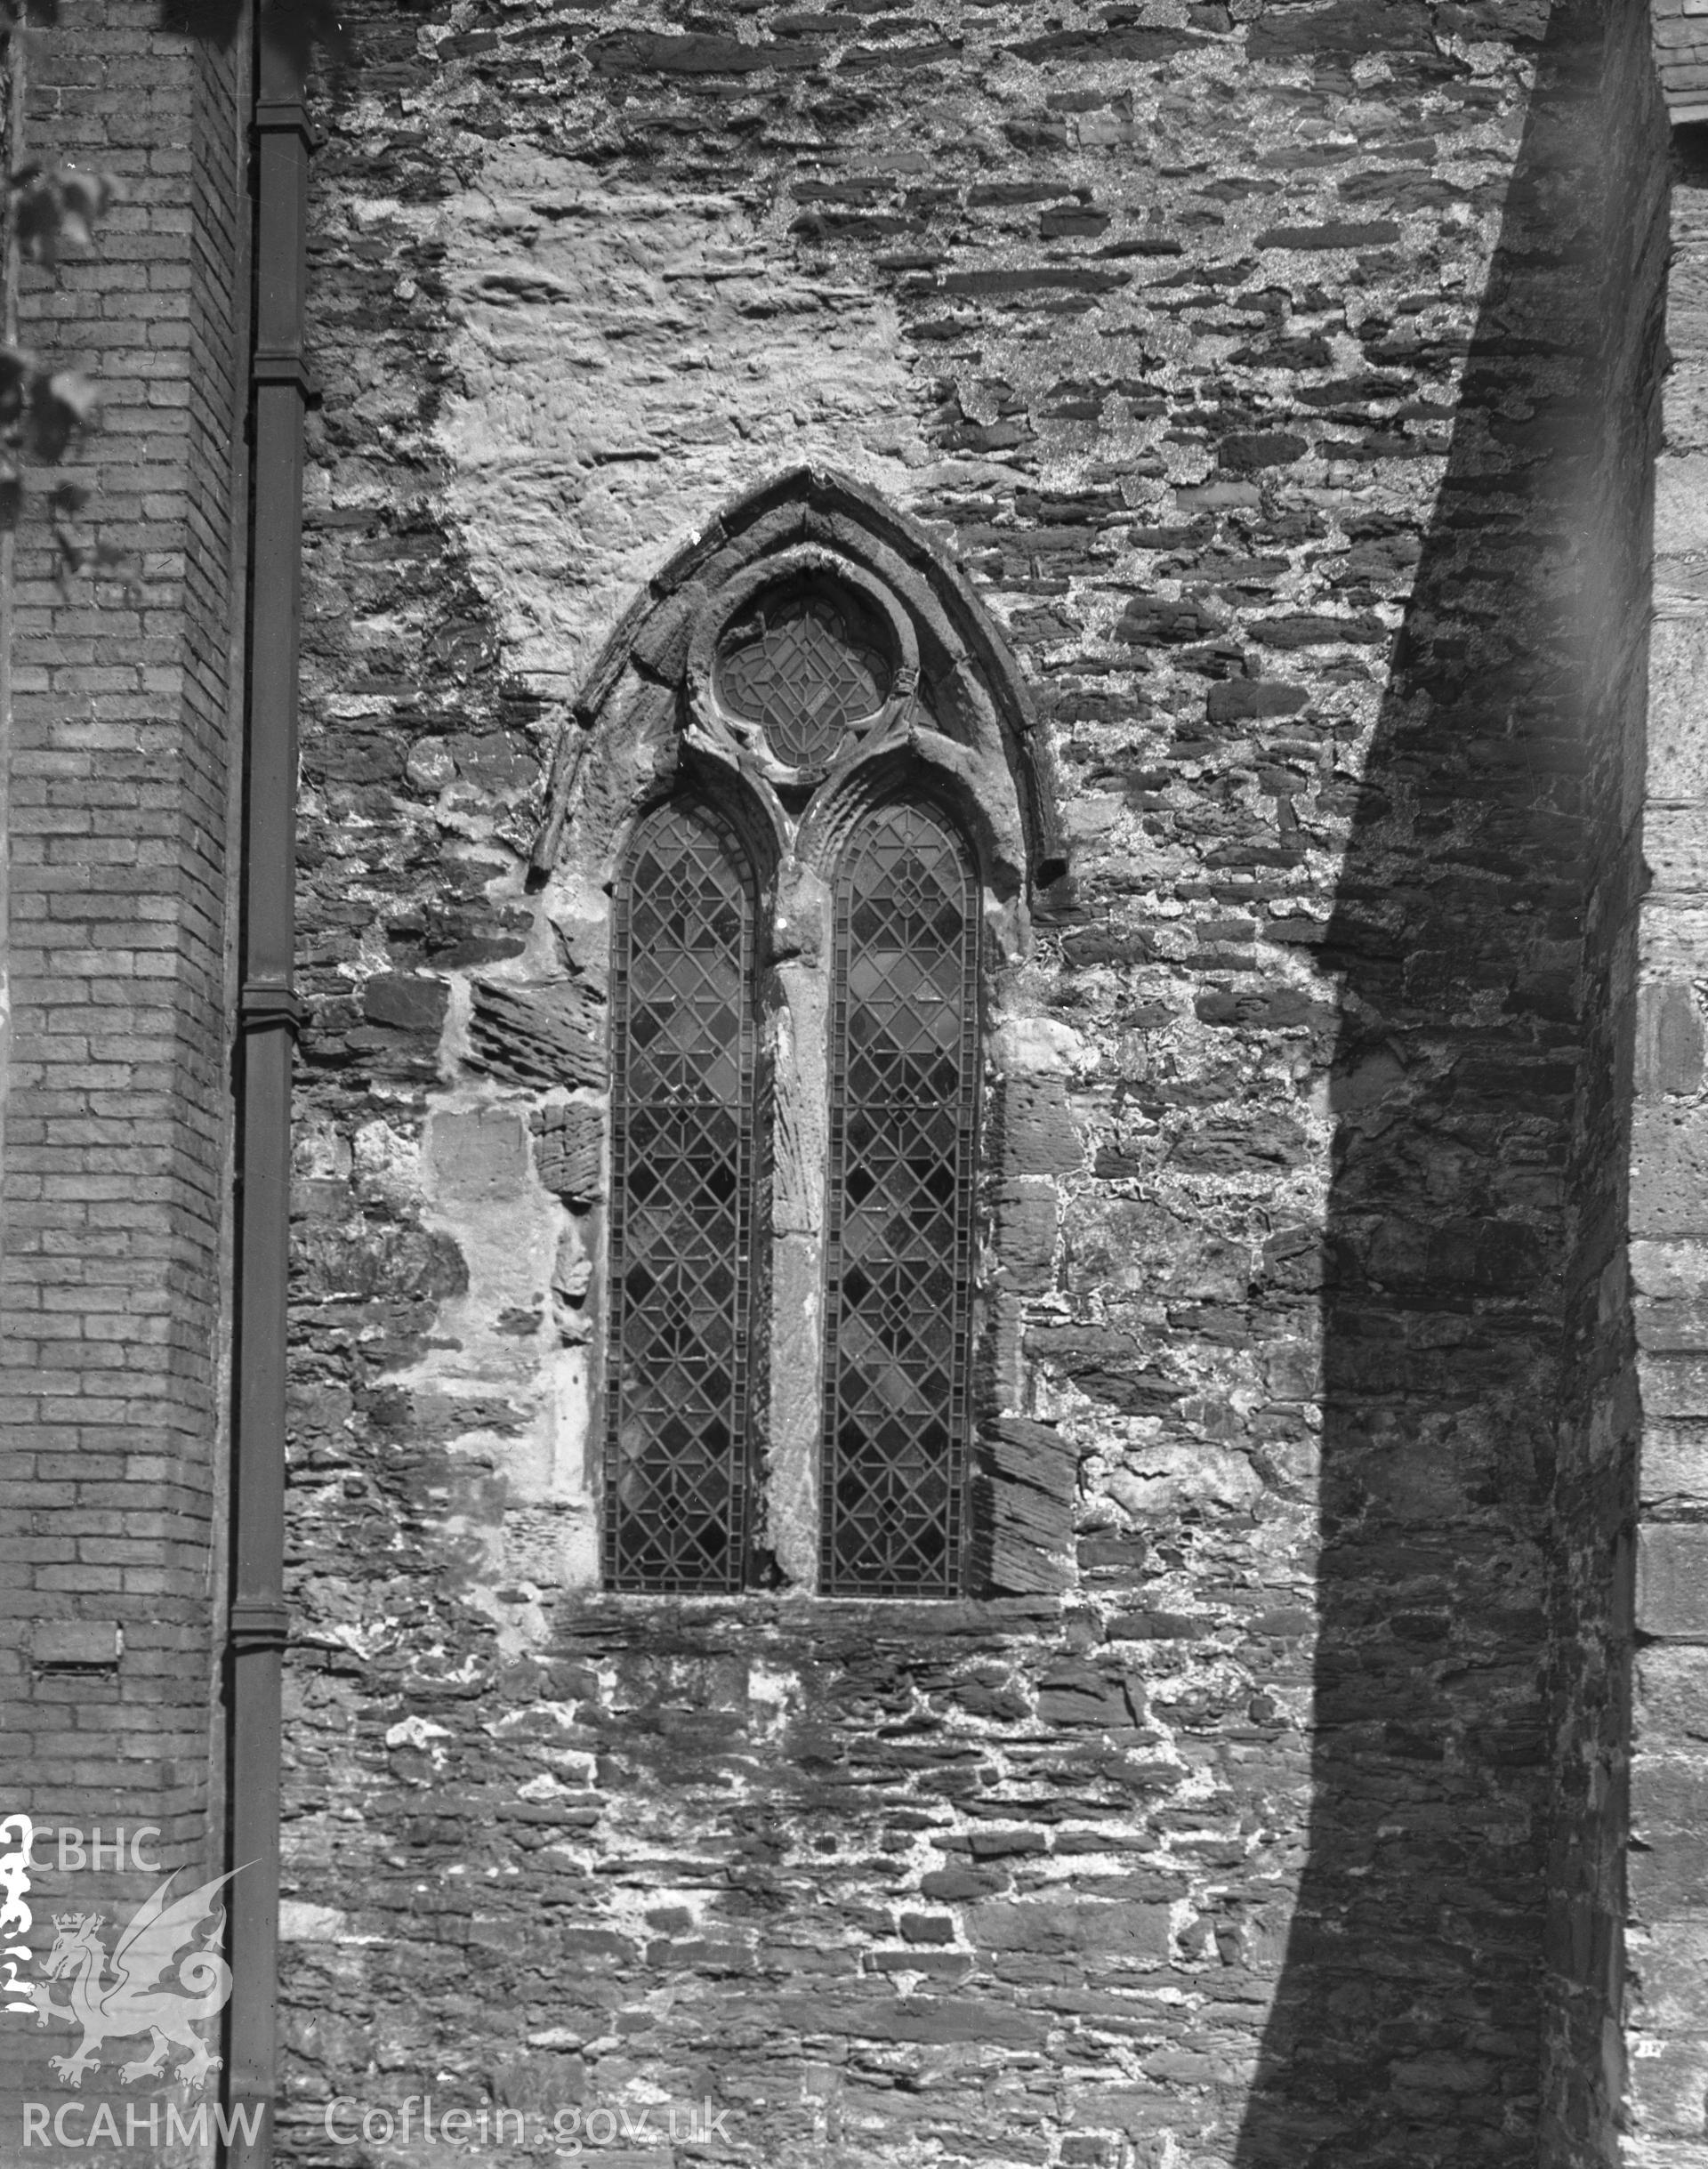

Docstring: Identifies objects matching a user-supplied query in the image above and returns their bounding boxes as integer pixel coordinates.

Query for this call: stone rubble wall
[1627,122,1708,2169]
[278,4,1667,2166]
[1652,0,1708,125]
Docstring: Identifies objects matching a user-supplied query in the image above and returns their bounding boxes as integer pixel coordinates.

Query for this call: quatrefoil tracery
[690,549,920,793]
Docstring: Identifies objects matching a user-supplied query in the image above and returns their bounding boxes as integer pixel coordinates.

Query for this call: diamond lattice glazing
[822,802,979,1596]
[606,802,757,1592]
[715,590,890,768]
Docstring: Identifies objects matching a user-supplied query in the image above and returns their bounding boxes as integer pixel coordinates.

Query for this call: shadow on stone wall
[1233,4,1659,2164]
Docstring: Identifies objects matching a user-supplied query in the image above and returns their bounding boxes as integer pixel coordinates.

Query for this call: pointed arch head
[530,465,1068,902]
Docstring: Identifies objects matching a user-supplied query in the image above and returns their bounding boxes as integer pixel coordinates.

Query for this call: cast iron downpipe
[226,12,311,2165]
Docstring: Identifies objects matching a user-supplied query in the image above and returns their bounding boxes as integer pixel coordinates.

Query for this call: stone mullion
[762,869,833,1593]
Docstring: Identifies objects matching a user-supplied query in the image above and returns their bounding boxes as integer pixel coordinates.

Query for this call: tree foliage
[0,0,348,582]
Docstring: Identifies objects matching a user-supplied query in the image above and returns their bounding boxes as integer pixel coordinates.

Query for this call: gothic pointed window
[571,480,1062,1604]
[604,801,759,1593]
[821,803,979,1598]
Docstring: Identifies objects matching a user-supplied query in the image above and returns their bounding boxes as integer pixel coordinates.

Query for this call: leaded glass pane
[606,802,758,1592]
[715,587,890,769]
[822,803,978,1597]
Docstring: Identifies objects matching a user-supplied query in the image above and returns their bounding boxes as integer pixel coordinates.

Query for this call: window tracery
[714,582,892,770]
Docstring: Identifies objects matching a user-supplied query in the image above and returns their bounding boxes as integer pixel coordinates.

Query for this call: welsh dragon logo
[18,1871,238,2091]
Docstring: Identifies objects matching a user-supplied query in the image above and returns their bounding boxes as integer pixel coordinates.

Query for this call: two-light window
[605,786,980,1598]
[532,472,1066,1602]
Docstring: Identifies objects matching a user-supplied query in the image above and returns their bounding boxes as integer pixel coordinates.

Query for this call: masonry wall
[1624,115,1708,2169]
[0,0,247,2126]
[278,5,1665,2167]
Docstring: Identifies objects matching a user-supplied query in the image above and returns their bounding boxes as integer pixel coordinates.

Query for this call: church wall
[275,5,1667,2167]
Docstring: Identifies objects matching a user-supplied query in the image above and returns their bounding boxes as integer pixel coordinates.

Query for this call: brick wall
[0,0,246,2129]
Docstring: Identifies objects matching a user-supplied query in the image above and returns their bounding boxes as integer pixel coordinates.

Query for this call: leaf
[12,166,117,264]
[24,371,96,464]
[259,0,352,72]
[46,481,88,517]
[157,0,242,37]
[44,373,97,426]
[93,540,147,606]
[0,345,30,426]
[60,173,112,223]
[14,181,63,266]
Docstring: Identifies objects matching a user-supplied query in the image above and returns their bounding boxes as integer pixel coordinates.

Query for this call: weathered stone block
[1633,1758,1708,1835]
[995,1180,1058,1289]
[1631,1834,1708,1918]
[1655,456,1708,556]
[1625,2038,1708,2137]
[469,977,604,1090]
[1207,678,1309,722]
[1640,1359,1708,1419]
[1002,1075,1083,1176]
[769,1997,1048,2049]
[1630,1919,1708,2028]
[1638,1524,1708,1637]
[294,1218,467,1303]
[363,972,449,1033]
[1645,806,1708,897]
[1640,983,1707,1097]
[1633,1239,1708,1302]
[1636,1644,1708,1746]
[1035,1665,1140,1727]
[428,1110,532,1204]
[1115,595,1221,646]
[1026,1326,1185,1412]
[1220,431,1308,471]
[919,1867,1007,1902]
[1109,1610,1210,1641]
[530,1101,603,1204]
[1061,927,1153,967]
[965,1899,1169,1958]
[970,1416,1076,1596]
[1249,610,1386,648]
[1648,616,1708,802]
[1631,1102,1708,1238]
[1641,1421,1708,1505]
[1255,221,1401,250]
[965,1829,1048,1859]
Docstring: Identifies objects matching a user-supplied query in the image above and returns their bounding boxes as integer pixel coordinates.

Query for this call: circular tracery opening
[714,578,894,770]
